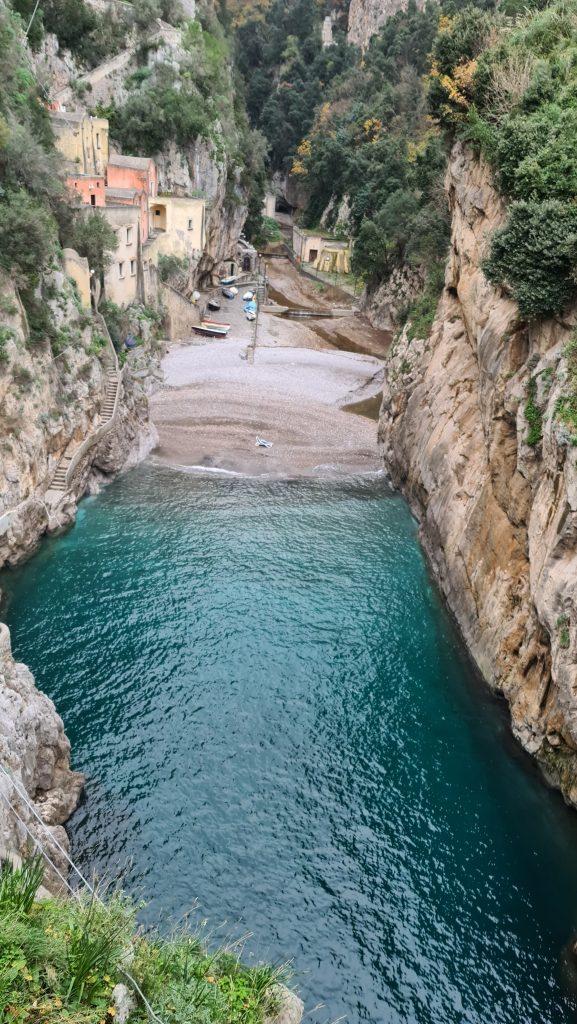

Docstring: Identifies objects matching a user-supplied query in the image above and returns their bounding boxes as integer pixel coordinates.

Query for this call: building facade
[292,225,351,274]
[51,110,109,175]
[50,109,208,309]
[99,205,158,307]
[149,196,206,259]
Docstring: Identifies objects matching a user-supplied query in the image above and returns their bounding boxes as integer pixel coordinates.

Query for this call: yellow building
[292,225,351,274]
[50,110,109,175]
[78,205,158,308]
[149,196,206,260]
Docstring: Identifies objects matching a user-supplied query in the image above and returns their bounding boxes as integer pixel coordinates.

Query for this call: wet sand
[150,259,390,476]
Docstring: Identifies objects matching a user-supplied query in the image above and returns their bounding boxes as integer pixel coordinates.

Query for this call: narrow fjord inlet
[4,0,577,1020]
[4,467,577,1023]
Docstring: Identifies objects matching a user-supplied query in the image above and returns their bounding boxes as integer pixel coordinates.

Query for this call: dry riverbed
[150,259,390,476]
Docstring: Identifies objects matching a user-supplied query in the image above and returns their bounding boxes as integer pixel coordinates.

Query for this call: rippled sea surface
[4,466,577,1023]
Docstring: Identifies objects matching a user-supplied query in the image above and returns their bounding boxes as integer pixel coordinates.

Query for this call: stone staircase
[48,359,120,495]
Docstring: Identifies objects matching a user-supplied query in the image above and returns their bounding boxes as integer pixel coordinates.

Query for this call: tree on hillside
[68,213,118,307]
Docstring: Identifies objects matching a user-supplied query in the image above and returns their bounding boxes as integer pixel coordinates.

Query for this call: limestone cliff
[0,623,84,888]
[380,142,577,801]
[347,0,422,48]
[0,271,159,570]
[155,136,248,287]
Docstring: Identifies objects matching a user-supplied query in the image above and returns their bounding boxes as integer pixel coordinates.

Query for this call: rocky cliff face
[0,623,84,889]
[0,267,159,876]
[347,0,422,48]
[155,137,247,287]
[380,142,577,801]
[0,271,159,570]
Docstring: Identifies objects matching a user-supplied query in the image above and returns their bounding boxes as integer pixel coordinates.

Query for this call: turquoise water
[3,465,577,1023]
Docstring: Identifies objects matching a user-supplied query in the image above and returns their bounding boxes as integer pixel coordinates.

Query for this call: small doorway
[308,248,318,263]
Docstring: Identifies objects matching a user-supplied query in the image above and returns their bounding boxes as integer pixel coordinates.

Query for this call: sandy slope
[150,261,390,476]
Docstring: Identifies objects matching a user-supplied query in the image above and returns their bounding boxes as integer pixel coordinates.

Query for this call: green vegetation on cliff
[0,5,62,284]
[239,0,577,327]
[11,0,183,68]
[429,0,577,318]
[233,0,458,303]
[234,0,352,172]
[0,858,285,1024]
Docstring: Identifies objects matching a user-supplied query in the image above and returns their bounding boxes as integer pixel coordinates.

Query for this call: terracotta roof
[108,154,153,171]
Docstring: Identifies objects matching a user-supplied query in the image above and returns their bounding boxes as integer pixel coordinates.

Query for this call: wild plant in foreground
[0,855,44,916]
[0,858,295,1023]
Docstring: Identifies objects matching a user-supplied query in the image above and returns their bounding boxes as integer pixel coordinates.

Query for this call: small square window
[118,262,125,279]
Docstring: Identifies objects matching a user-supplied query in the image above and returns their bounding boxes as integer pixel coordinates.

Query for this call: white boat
[256,437,273,448]
[220,275,238,286]
[193,322,230,337]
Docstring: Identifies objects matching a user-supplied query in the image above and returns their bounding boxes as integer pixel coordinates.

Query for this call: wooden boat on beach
[193,321,231,337]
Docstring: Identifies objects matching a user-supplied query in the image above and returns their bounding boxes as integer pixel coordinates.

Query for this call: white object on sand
[256,437,273,448]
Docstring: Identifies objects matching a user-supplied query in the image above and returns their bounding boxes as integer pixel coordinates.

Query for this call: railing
[63,314,123,488]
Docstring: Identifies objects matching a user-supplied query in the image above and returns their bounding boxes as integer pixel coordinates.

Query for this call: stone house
[98,205,158,307]
[292,225,351,274]
[67,174,106,208]
[50,110,209,308]
[50,109,109,175]
[149,195,206,260]
[107,155,158,241]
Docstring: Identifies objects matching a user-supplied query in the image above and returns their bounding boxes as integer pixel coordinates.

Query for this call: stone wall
[161,283,200,342]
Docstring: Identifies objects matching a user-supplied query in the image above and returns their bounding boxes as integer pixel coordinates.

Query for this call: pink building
[106,155,158,240]
[67,174,106,207]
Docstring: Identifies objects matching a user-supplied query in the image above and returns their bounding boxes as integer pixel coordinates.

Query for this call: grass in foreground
[0,858,284,1024]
